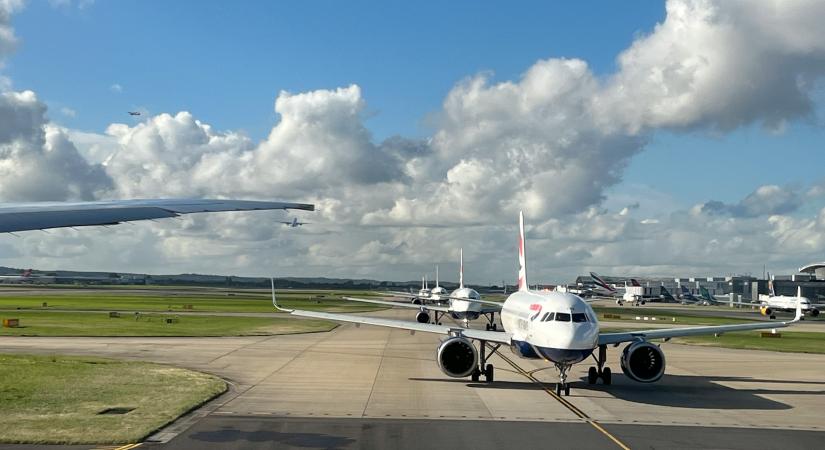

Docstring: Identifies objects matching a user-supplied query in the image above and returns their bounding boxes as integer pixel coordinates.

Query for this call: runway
[1,308,824,449]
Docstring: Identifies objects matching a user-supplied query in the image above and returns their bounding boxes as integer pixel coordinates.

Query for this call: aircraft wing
[342,296,452,313]
[598,302,801,346]
[273,281,509,344]
[0,199,314,233]
[286,308,511,344]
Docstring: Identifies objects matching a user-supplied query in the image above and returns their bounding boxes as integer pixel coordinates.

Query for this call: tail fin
[589,272,616,293]
[660,285,675,301]
[422,275,426,290]
[768,273,775,296]
[630,278,641,287]
[517,211,528,292]
[459,248,464,289]
[699,286,714,301]
[436,265,439,287]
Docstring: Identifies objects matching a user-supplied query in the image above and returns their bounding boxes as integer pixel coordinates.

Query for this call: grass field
[0,290,384,313]
[0,354,226,444]
[0,311,335,336]
[673,330,825,354]
[593,306,762,326]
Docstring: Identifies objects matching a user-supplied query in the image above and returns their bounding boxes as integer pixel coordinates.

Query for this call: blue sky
[8,0,823,211]
[2,0,825,280]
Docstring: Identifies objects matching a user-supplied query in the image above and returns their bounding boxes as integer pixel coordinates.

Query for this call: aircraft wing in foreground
[0,199,314,233]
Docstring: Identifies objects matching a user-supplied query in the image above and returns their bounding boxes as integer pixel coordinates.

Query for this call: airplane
[678,285,707,305]
[280,217,309,228]
[0,269,34,283]
[128,111,141,116]
[589,272,647,306]
[389,265,450,305]
[659,285,677,303]
[417,275,431,300]
[343,249,502,330]
[273,211,801,396]
[0,199,314,233]
[699,285,822,319]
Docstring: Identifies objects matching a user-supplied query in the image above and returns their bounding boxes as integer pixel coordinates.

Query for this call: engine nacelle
[416,311,430,324]
[811,308,820,317]
[760,306,772,316]
[436,337,478,378]
[620,341,666,383]
[411,298,422,305]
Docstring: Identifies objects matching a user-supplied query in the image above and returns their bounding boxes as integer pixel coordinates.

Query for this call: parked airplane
[590,273,647,306]
[0,199,314,233]
[344,249,501,330]
[0,269,34,283]
[274,211,801,396]
[659,285,677,303]
[700,285,821,319]
[280,217,309,228]
[678,285,707,305]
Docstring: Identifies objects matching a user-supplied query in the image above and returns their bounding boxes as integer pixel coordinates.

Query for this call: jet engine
[436,337,478,378]
[760,306,772,317]
[411,298,422,305]
[620,341,666,383]
[811,308,820,317]
[416,311,430,324]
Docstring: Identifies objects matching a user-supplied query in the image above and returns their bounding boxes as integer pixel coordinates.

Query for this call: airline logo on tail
[518,211,527,291]
[660,285,675,301]
[589,272,616,293]
[699,287,716,302]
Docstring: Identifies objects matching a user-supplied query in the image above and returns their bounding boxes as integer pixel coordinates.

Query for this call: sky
[2,0,825,284]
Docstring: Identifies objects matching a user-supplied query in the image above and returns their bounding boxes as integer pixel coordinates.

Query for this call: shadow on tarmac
[410,371,825,410]
[188,427,355,449]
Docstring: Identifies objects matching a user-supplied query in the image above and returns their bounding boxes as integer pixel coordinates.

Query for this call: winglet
[518,210,527,292]
[271,277,293,312]
[793,298,803,323]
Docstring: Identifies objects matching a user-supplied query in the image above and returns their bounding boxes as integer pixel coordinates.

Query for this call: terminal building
[574,262,825,302]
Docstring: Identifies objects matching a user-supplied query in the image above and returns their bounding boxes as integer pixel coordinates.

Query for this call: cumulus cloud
[4,0,825,281]
[697,185,801,217]
[0,0,22,61]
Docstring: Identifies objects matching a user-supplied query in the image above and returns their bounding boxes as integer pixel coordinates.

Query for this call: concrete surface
[2,308,825,449]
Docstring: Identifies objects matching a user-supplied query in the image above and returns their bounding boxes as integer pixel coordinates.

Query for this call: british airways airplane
[274,211,802,396]
[342,248,501,330]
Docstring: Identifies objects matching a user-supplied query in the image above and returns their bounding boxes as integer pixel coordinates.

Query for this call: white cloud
[109,83,123,93]
[59,106,76,118]
[3,0,825,281]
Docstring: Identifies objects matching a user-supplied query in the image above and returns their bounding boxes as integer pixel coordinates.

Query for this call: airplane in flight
[0,199,314,233]
[280,217,309,228]
[699,285,822,319]
[274,211,801,396]
[128,111,141,116]
[343,249,502,330]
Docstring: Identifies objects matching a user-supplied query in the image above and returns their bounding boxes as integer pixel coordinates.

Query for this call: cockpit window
[543,312,555,322]
[540,312,550,322]
[572,313,588,323]
[555,312,571,322]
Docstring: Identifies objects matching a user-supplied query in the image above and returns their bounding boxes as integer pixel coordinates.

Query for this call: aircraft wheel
[602,367,612,385]
[564,384,571,396]
[437,322,442,325]
[471,368,480,382]
[484,364,494,382]
[555,383,562,396]
[587,367,598,384]
[769,314,776,320]
[492,323,498,331]
[485,323,491,331]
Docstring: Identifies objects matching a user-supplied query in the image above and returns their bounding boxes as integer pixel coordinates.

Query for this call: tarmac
[1,308,825,449]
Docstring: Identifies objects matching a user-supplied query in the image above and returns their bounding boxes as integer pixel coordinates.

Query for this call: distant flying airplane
[280,217,309,228]
[0,199,314,233]
[274,211,801,395]
[344,248,501,330]
[128,111,141,116]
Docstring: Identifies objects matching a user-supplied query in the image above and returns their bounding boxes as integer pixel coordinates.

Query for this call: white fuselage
[500,290,600,364]
[448,287,483,320]
[430,286,449,303]
[761,295,815,313]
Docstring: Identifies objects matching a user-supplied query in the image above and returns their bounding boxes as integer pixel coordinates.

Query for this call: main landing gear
[470,341,500,383]
[484,312,498,331]
[587,344,612,386]
[431,310,444,326]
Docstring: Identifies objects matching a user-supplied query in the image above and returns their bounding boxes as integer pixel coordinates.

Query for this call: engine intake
[437,337,478,378]
[416,311,430,324]
[620,341,666,383]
